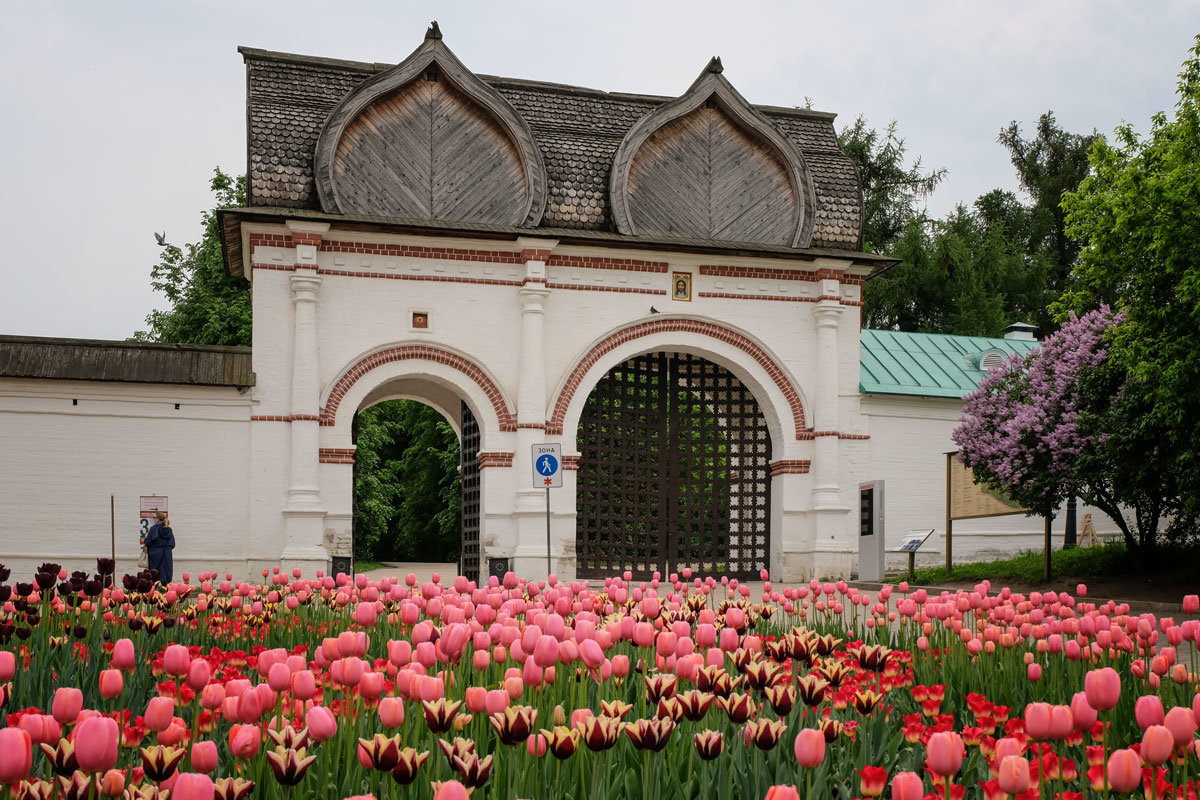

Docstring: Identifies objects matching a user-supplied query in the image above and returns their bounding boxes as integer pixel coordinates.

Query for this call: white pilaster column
[810,290,845,510]
[286,271,323,508]
[281,221,330,572]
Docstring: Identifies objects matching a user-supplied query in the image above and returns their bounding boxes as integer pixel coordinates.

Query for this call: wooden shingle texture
[241,47,863,249]
[0,336,255,388]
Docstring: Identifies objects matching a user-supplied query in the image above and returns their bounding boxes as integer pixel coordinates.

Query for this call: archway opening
[350,398,467,569]
[576,351,771,581]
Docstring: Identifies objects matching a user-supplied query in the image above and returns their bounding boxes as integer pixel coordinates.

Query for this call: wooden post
[110,495,116,568]
[945,453,953,575]
[1043,514,1052,583]
[908,551,915,581]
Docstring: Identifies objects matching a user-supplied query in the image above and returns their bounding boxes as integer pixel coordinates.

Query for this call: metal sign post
[532,444,562,576]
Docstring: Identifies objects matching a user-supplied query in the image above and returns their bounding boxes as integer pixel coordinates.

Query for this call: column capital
[290,271,323,303]
[812,300,844,327]
[515,237,559,262]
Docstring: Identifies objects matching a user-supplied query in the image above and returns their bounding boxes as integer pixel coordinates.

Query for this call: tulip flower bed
[0,561,1198,800]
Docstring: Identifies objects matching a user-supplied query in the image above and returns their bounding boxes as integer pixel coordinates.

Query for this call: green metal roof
[859,329,1039,398]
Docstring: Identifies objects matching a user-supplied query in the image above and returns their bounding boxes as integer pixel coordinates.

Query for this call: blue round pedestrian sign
[536,454,559,476]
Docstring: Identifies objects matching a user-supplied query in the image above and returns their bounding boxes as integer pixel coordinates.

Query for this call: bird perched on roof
[154,231,168,246]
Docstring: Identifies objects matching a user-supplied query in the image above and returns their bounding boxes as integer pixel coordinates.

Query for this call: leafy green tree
[133,169,251,346]
[837,116,947,254]
[1059,36,1200,540]
[353,401,461,562]
[997,112,1100,329]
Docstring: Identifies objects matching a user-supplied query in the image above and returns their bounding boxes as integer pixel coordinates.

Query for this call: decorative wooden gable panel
[611,59,816,249]
[314,26,547,227]
[627,106,798,245]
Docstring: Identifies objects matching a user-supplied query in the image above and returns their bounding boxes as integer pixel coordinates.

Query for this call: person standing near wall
[145,511,175,584]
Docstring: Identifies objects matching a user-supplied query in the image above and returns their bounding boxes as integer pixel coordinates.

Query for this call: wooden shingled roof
[0,336,255,388]
[236,38,864,251]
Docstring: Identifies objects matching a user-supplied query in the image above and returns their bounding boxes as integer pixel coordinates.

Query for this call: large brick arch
[547,319,807,438]
[321,345,517,431]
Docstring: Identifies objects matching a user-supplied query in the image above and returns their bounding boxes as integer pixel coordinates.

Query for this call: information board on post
[532,443,562,489]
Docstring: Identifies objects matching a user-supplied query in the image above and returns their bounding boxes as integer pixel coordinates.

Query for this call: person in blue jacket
[145,511,175,584]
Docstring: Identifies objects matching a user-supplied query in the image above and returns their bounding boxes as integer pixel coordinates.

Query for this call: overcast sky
[2,1,1197,340]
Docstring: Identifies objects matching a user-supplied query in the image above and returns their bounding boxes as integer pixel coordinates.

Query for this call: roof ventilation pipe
[1002,322,1038,341]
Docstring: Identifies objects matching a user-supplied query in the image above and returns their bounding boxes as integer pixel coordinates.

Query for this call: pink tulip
[1048,705,1074,740]
[145,696,176,732]
[228,724,260,760]
[0,652,13,682]
[1084,667,1120,711]
[163,644,191,678]
[51,687,83,725]
[1135,695,1165,730]
[1070,692,1097,731]
[764,787,801,800]
[0,728,31,784]
[433,780,470,800]
[1185,595,1199,614]
[793,728,825,768]
[172,772,215,800]
[306,705,338,742]
[99,669,124,699]
[291,670,317,701]
[200,684,225,711]
[111,639,136,671]
[891,771,924,800]
[185,659,211,692]
[1026,663,1042,683]
[75,715,119,773]
[191,740,219,773]
[1166,705,1197,749]
[997,756,1031,795]
[378,697,405,728]
[99,768,125,796]
[1024,702,1051,739]
[1142,725,1175,765]
[926,731,964,776]
[1106,749,1142,792]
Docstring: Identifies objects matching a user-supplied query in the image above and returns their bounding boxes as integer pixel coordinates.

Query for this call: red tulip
[1106,749,1142,792]
[99,669,124,700]
[926,731,964,776]
[857,766,888,797]
[52,687,83,724]
[1084,667,1120,711]
[891,771,924,800]
[75,715,119,773]
[173,772,215,800]
[191,740,219,773]
[997,756,1031,795]
[0,728,32,784]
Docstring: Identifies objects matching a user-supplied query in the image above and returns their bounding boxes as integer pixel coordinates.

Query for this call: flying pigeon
[154,231,168,246]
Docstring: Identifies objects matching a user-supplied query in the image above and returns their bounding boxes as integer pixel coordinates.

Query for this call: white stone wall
[0,378,253,581]
[861,394,1125,572]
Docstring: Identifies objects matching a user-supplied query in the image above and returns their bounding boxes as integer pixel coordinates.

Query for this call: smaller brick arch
[322,345,517,431]
[547,319,807,438]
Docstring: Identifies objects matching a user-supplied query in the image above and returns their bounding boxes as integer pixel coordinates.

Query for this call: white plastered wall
[0,379,252,580]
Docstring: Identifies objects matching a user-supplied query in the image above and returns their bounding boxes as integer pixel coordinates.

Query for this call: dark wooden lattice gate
[576,352,771,581]
[459,403,481,584]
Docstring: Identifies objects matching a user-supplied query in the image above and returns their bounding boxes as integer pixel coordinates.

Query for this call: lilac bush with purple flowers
[953,306,1122,517]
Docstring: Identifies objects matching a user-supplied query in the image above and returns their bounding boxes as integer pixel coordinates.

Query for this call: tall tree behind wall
[135,169,460,561]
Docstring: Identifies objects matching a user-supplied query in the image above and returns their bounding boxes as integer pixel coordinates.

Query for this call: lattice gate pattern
[577,352,771,580]
[459,403,481,584]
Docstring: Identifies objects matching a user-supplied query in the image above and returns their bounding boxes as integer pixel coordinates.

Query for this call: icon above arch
[609,57,816,248]
[313,24,548,227]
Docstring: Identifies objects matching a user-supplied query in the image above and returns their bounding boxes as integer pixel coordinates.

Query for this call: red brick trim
[319,447,356,464]
[699,291,818,303]
[322,240,525,264]
[562,455,581,471]
[477,451,514,469]
[796,430,870,440]
[547,255,669,274]
[700,265,819,281]
[291,232,324,248]
[251,414,292,422]
[769,459,811,476]
[547,283,666,296]
[316,268,522,287]
[839,433,870,440]
[815,268,846,281]
[291,414,321,422]
[249,233,290,249]
[517,423,545,430]
[250,263,298,273]
[321,346,517,432]
[521,248,553,262]
[547,320,806,439]
[521,277,547,286]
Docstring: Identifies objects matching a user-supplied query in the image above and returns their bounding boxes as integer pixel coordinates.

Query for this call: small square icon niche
[671,271,692,301]
[411,312,429,329]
